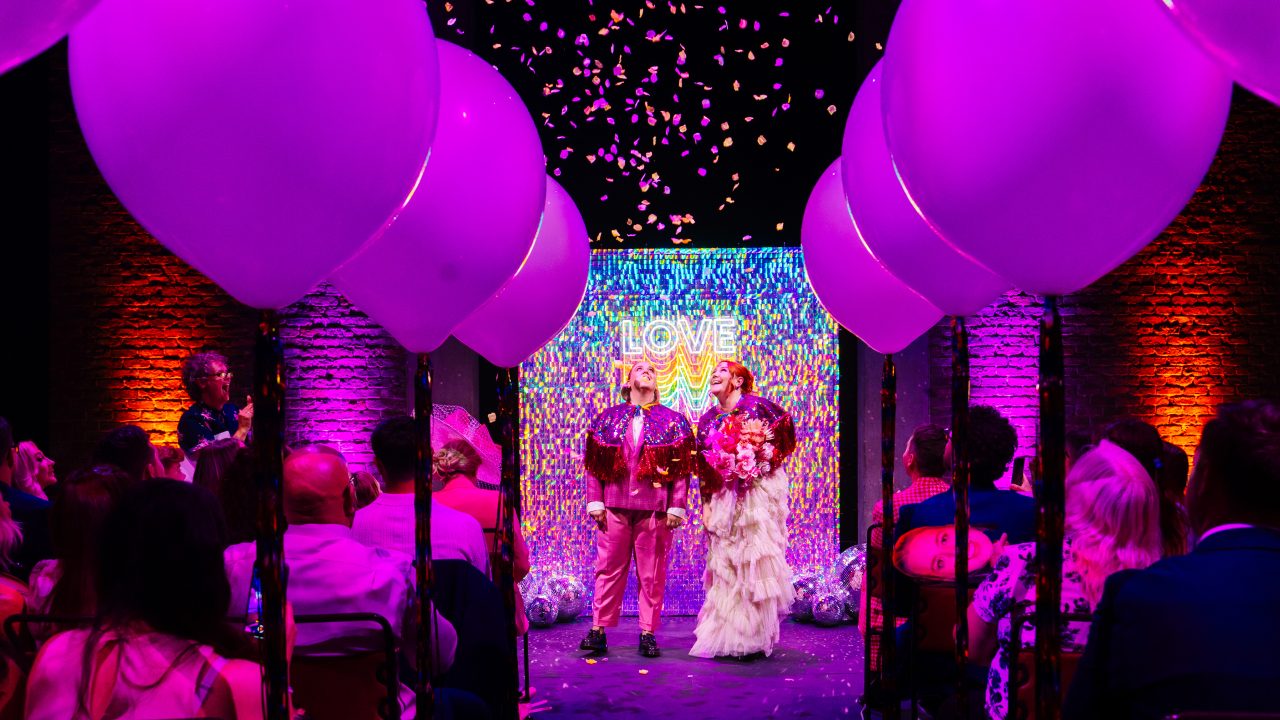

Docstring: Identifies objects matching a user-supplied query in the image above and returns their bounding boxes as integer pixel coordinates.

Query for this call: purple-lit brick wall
[44,50,408,470]
[929,89,1280,460]
[280,284,409,472]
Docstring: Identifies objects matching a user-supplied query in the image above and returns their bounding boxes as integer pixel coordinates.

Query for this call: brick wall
[280,284,408,472]
[44,48,408,471]
[929,89,1280,461]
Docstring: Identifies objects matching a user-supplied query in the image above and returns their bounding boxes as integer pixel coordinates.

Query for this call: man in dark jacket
[1065,399,1280,719]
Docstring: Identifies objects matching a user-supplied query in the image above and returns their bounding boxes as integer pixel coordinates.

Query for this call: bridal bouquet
[702,415,777,491]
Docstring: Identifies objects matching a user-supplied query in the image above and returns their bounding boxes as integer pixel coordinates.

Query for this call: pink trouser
[592,508,672,633]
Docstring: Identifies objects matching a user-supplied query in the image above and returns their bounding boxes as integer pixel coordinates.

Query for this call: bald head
[284,448,354,526]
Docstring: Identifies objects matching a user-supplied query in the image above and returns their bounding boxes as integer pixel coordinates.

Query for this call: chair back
[292,613,399,720]
[1009,607,1093,720]
[912,580,978,654]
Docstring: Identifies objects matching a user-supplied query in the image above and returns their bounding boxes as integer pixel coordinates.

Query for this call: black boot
[579,628,607,654]
[639,632,661,658]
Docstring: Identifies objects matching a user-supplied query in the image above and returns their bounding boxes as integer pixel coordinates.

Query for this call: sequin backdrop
[521,247,839,615]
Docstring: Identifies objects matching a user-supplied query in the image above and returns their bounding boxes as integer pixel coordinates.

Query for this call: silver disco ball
[519,571,544,606]
[829,544,867,594]
[790,571,822,621]
[549,575,588,622]
[526,594,559,628]
[812,586,846,627]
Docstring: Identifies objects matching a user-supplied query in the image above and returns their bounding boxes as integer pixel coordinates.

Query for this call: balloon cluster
[789,544,866,628]
[521,570,588,629]
[22,0,591,367]
[803,0,1244,347]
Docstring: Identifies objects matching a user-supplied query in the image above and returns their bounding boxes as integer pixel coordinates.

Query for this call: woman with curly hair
[690,360,796,660]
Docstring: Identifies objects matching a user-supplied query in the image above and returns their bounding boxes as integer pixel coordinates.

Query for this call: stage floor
[525,616,866,719]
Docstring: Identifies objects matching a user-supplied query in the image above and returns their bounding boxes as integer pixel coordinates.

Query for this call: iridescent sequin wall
[521,247,840,615]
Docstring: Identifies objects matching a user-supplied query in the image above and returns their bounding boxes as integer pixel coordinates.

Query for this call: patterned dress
[689,394,797,658]
[971,537,1094,720]
[177,401,240,455]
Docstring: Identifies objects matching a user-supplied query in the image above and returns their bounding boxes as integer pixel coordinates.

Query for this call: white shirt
[223,523,456,670]
[351,493,490,576]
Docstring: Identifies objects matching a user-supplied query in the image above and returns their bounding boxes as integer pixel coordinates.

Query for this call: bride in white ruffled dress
[689,360,796,659]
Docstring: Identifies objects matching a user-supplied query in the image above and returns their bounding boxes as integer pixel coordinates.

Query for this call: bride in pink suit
[690,360,796,659]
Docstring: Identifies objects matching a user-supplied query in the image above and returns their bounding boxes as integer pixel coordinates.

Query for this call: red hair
[721,360,755,395]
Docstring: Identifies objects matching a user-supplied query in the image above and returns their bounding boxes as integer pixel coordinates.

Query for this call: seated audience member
[93,425,165,485]
[893,525,1008,580]
[0,498,22,578]
[1065,400,1280,720]
[1105,417,1188,557]
[12,440,57,500]
[178,351,253,456]
[352,469,382,510]
[969,441,1162,720]
[0,416,52,580]
[26,465,129,625]
[863,423,952,671]
[899,406,1036,544]
[1065,429,1095,473]
[223,445,457,672]
[193,437,246,497]
[435,438,531,635]
[156,445,187,481]
[26,480,267,720]
[215,446,258,545]
[354,417,489,575]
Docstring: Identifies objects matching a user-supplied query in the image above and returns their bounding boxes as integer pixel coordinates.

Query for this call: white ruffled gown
[689,467,794,658]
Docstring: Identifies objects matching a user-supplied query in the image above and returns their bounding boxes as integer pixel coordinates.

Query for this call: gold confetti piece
[757,135,766,145]
[723,137,733,147]
[776,222,785,231]
[639,669,650,675]
[787,141,796,151]
[586,658,598,665]
[827,105,837,114]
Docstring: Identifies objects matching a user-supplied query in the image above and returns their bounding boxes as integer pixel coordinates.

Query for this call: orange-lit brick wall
[930,89,1280,460]
[45,51,408,471]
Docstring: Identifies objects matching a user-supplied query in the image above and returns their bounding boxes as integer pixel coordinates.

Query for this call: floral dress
[971,536,1094,719]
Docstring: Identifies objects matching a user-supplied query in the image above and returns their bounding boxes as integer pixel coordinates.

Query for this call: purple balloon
[69,0,438,309]
[0,0,101,74]
[1163,0,1280,105]
[882,0,1232,296]
[841,63,1009,317]
[454,178,590,368]
[802,160,943,355]
[334,41,545,353]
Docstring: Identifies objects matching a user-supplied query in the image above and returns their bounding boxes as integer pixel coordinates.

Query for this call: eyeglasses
[205,371,233,381]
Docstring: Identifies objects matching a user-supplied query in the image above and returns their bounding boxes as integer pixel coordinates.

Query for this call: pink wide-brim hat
[430,404,504,489]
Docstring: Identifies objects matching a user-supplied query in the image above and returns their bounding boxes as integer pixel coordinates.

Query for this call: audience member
[223,445,457,681]
[0,416,52,580]
[1105,418,1188,556]
[156,445,186,481]
[26,480,267,720]
[899,406,1036,544]
[12,440,57,500]
[215,446,258,546]
[354,416,490,575]
[26,465,129,625]
[178,351,253,456]
[193,437,246,497]
[1065,400,1280,719]
[435,438,532,635]
[1065,429,1095,472]
[92,425,165,485]
[863,423,952,671]
[352,469,382,509]
[969,441,1162,720]
[0,497,22,577]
